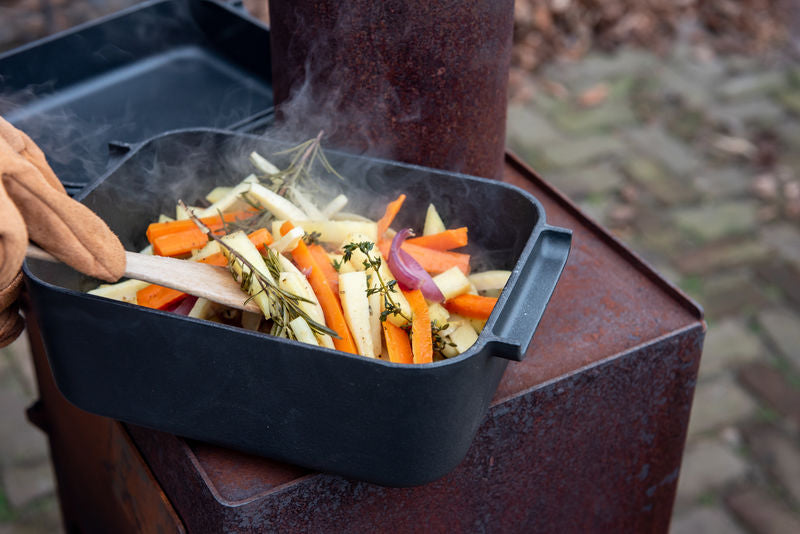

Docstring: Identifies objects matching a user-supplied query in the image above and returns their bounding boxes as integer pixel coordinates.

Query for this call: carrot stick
[137,284,186,310]
[282,222,358,354]
[405,227,468,250]
[383,321,413,364]
[376,194,406,238]
[308,244,339,295]
[247,228,273,252]
[444,294,498,320]
[146,211,254,243]
[152,228,208,257]
[403,289,433,364]
[378,240,470,275]
[197,252,228,267]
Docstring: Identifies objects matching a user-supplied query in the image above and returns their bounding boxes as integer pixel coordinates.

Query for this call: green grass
[0,488,15,522]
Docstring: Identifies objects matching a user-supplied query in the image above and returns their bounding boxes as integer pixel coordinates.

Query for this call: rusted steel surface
[24,310,186,534]
[120,154,704,533]
[268,0,514,179]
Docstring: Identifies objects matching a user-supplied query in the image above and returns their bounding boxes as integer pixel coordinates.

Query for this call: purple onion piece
[172,295,199,316]
[387,229,444,302]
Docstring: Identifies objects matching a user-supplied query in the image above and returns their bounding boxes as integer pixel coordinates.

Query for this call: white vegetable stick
[331,211,373,222]
[139,244,153,255]
[196,176,257,218]
[321,194,348,218]
[289,187,325,220]
[246,183,308,221]
[289,317,320,346]
[189,297,216,319]
[205,186,232,204]
[468,270,512,292]
[427,302,450,326]
[220,231,275,318]
[272,220,377,244]
[158,214,175,223]
[433,266,471,301]
[271,226,305,254]
[339,271,375,358]
[250,151,281,175]
[423,204,446,235]
[367,291,382,356]
[191,240,222,262]
[276,256,335,350]
[449,322,479,354]
[88,279,150,303]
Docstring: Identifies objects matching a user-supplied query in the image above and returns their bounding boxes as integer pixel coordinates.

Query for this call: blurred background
[1,1,799,532]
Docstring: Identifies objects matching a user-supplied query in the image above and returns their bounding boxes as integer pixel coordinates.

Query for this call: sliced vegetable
[247,228,273,252]
[406,227,467,250]
[403,289,433,364]
[290,187,324,220]
[196,175,258,217]
[137,284,186,310]
[88,279,150,303]
[271,226,305,254]
[448,322,479,354]
[289,317,320,346]
[383,321,413,364]
[377,194,406,237]
[250,151,280,175]
[338,271,375,358]
[146,211,254,243]
[245,183,308,221]
[152,228,208,257]
[309,244,339,295]
[380,240,470,275]
[469,270,511,292]
[443,294,498,320]
[321,194,348,218]
[432,266,472,301]
[189,297,216,319]
[220,231,276,319]
[387,229,444,302]
[423,203,446,236]
[283,223,358,354]
[205,186,231,204]
[272,220,378,245]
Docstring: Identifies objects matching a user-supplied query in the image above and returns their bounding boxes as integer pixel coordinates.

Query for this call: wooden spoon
[26,245,260,313]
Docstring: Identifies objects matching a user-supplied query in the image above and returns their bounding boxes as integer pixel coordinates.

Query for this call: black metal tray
[0,0,273,195]
[23,128,571,486]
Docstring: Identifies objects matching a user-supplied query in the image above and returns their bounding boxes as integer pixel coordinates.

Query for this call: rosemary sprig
[180,200,339,340]
[342,241,412,324]
[259,131,344,196]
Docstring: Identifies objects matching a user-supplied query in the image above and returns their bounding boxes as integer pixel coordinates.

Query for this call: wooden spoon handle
[26,245,260,313]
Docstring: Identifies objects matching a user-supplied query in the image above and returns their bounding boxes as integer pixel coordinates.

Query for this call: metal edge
[504,149,706,326]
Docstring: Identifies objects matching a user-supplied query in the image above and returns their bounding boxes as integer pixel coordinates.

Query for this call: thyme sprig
[342,241,412,324]
[180,200,339,340]
[431,320,456,357]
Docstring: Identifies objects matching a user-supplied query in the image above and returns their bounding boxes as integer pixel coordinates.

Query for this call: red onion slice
[171,295,199,316]
[387,229,444,302]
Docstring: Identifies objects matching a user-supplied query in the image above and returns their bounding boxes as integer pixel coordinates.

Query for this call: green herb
[343,241,411,323]
[431,320,456,357]
[258,131,344,196]
[303,231,322,246]
[180,200,339,340]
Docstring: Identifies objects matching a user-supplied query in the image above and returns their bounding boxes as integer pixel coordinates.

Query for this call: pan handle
[487,226,572,362]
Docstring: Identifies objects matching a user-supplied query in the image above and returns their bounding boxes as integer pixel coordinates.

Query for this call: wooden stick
[26,244,260,313]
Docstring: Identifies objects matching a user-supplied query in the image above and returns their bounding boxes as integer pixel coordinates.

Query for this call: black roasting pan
[23,129,571,486]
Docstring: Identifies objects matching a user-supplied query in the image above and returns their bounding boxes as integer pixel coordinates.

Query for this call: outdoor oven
[1,0,704,531]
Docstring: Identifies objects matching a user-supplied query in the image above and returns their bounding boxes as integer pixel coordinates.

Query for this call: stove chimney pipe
[268,0,514,179]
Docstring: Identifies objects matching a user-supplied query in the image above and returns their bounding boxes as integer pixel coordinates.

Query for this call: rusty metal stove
[14,0,704,532]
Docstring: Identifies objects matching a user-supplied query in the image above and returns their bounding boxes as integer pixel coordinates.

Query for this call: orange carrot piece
[146,211,254,243]
[282,222,358,354]
[152,228,208,257]
[383,321,413,364]
[308,244,339,295]
[247,228,273,252]
[378,240,470,275]
[403,289,433,364]
[444,294,498,320]
[137,284,186,310]
[197,252,228,267]
[405,227,468,250]
[376,194,406,238]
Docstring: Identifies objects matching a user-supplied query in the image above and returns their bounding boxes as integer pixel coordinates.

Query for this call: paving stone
[756,260,800,310]
[549,162,623,197]
[726,486,800,534]
[677,240,771,275]
[718,72,786,100]
[0,386,49,467]
[702,271,771,318]
[11,494,64,534]
[550,99,638,134]
[761,223,800,267]
[621,157,697,205]
[707,99,784,134]
[659,66,713,108]
[539,135,626,169]
[3,332,36,397]
[758,308,800,371]
[673,201,759,243]
[698,319,765,378]
[543,49,653,87]
[744,423,800,506]
[1,462,55,509]
[675,440,748,505]
[670,506,747,534]
[692,167,752,198]
[626,125,702,177]
[778,89,800,116]
[506,105,561,147]
[739,362,800,429]
[687,375,759,438]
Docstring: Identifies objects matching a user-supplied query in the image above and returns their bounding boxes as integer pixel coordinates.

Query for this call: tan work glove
[0,116,126,347]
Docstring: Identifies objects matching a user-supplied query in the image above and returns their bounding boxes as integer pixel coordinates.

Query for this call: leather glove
[0,116,126,347]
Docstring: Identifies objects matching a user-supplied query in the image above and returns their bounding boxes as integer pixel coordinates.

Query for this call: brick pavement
[2,1,800,533]
[508,41,800,534]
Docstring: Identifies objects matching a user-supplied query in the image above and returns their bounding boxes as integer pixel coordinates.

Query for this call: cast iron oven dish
[24,129,571,486]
